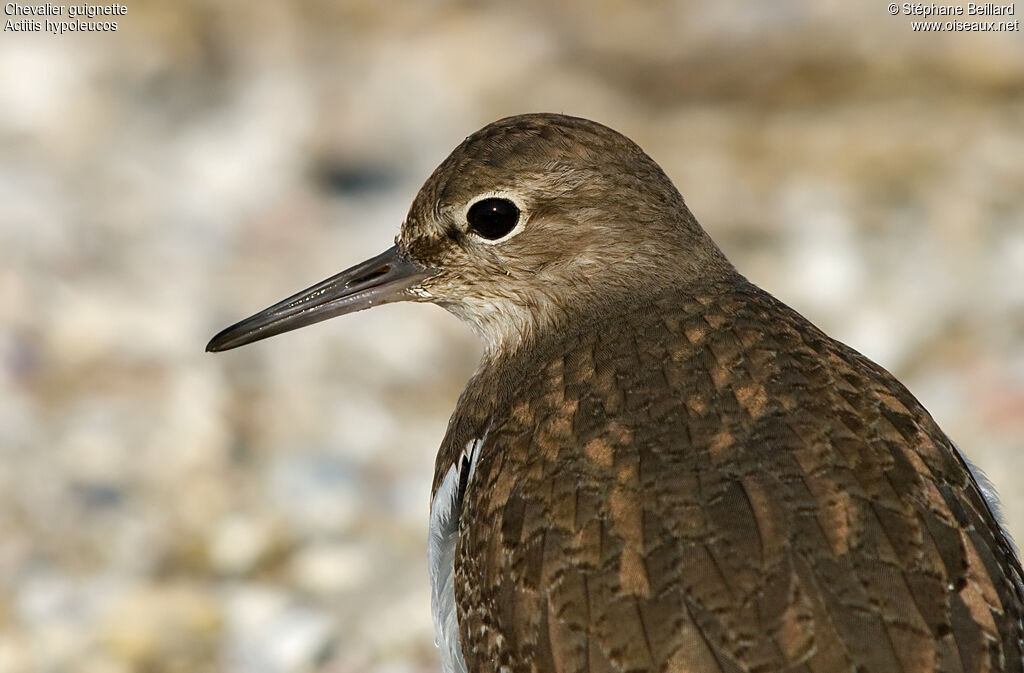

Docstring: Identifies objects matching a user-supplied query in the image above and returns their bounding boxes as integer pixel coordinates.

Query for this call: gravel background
[1,2,1022,672]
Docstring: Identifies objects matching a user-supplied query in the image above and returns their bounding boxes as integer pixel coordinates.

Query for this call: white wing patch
[428,432,487,673]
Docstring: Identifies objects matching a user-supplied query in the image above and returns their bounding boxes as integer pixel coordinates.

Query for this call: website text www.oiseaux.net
[891,2,1020,30]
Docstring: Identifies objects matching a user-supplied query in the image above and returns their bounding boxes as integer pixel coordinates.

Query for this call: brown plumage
[208,113,1024,673]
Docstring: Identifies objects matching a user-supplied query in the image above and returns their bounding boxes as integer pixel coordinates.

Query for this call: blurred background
[1,1,1022,671]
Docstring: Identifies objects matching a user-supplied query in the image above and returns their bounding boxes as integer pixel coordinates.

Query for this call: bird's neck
[463,268,741,365]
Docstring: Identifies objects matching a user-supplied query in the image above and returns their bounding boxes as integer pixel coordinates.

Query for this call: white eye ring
[461,192,528,245]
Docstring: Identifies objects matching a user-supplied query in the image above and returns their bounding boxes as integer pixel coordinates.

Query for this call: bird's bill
[206,245,433,352]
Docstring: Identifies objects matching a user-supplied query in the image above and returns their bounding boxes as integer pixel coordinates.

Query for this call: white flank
[428,433,486,673]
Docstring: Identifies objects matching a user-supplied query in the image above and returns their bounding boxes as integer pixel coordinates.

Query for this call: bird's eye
[466,198,520,240]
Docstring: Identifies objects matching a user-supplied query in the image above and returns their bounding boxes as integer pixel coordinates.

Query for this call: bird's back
[441,276,1024,673]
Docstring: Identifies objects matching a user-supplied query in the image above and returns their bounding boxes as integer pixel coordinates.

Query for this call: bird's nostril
[349,265,391,287]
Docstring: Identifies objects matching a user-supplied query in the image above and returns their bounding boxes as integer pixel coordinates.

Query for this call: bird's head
[207,114,732,355]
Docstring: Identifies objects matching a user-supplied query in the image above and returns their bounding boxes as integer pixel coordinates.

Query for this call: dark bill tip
[206,245,433,352]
